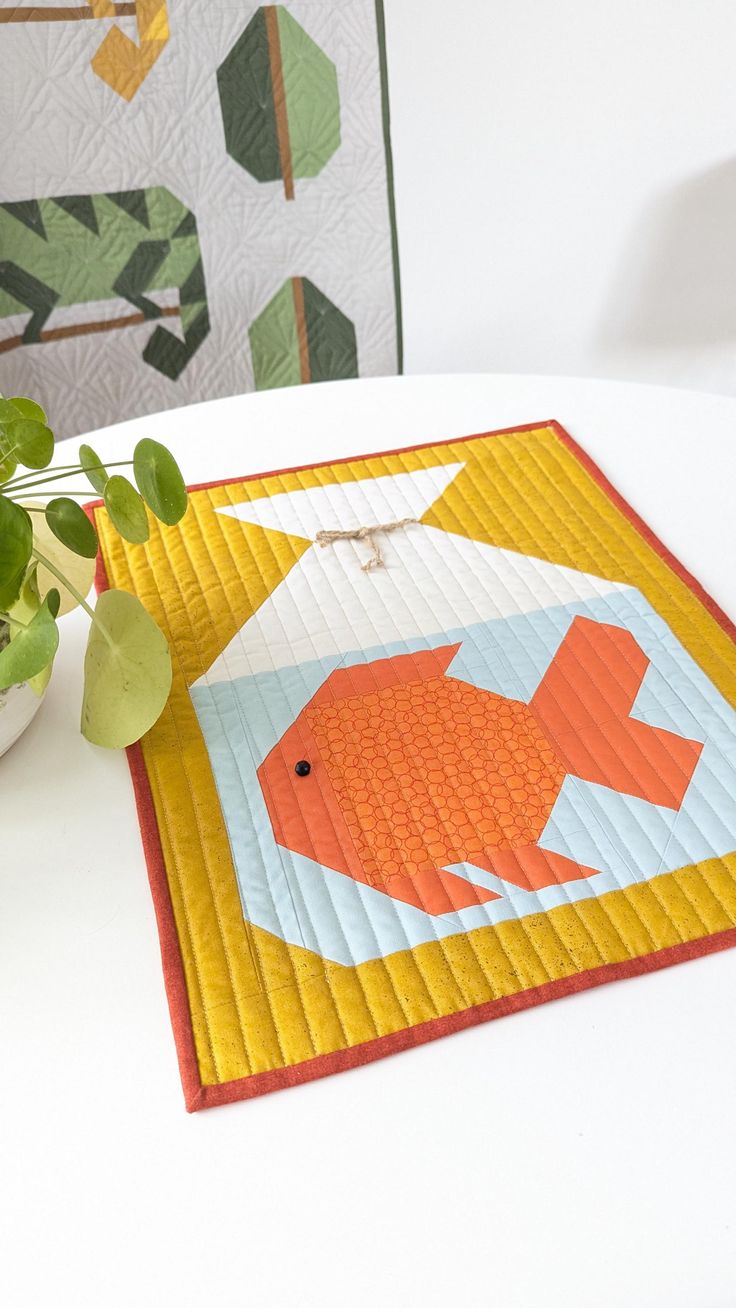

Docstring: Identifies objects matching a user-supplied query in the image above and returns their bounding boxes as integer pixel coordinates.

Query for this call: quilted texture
[0,1,400,436]
[92,421,736,1109]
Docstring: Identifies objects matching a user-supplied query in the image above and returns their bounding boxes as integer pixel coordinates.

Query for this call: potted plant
[0,393,187,756]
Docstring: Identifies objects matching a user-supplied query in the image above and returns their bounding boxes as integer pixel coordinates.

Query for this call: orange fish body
[258,617,703,915]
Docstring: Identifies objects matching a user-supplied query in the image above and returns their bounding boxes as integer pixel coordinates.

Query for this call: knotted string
[315,517,418,571]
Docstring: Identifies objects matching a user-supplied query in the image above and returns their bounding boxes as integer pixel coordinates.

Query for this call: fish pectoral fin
[478,845,600,892]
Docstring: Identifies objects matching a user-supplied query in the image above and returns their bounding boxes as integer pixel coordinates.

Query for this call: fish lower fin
[474,845,600,893]
[385,866,501,915]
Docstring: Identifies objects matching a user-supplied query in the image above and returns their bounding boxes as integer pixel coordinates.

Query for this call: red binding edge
[89,418,736,1111]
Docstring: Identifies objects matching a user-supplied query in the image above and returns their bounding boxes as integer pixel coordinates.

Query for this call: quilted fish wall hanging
[91,421,736,1109]
[0,1,401,435]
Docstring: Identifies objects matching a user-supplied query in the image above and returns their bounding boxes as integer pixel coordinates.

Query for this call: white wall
[385,0,736,395]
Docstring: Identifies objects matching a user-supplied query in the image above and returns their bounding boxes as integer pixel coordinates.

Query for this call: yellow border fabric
[94,425,736,1087]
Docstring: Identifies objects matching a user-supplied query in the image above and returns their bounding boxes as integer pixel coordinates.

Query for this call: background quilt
[0,1,401,436]
[91,421,736,1110]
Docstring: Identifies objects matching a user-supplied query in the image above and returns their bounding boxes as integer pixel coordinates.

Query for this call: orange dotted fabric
[306,674,565,896]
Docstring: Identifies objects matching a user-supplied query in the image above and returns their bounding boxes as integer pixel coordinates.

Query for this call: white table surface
[3,374,736,1308]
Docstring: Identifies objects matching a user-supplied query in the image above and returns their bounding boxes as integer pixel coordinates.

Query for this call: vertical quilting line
[363,455,535,1004]
[332,651,497,1010]
[217,572,416,1046]
[212,485,307,682]
[256,683,374,963]
[415,442,649,977]
[182,494,278,990]
[206,672,309,959]
[148,506,261,1070]
[680,849,736,930]
[377,453,606,989]
[301,463,490,1009]
[499,436,628,580]
[460,439,726,962]
[392,451,619,704]
[642,753,735,939]
[522,437,722,948]
[299,655,451,1024]
[557,775,673,906]
[201,639,336,1060]
[192,496,330,1063]
[97,531,225,1075]
[98,523,225,1083]
[531,614,702,813]
[221,477,436,1032]
[530,606,716,915]
[367,448,612,988]
[541,783,661,959]
[410,459,636,949]
[241,481,423,962]
[543,431,736,685]
[188,490,304,1051]
[473,465,679,957]
[326,655,475,1009]
[201,697,323,1065]
[471,442,650,651]
[661,748,736,867]
[432,439,568,572]
[309,693,457,1016]
[225,673,376,1058]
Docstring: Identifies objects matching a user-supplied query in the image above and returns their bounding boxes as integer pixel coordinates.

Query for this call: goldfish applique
[257,617,703,915]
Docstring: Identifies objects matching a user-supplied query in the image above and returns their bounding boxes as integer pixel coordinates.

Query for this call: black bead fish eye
[294,760,311,777]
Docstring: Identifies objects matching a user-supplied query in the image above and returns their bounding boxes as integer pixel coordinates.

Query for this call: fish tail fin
[530,615,702,809]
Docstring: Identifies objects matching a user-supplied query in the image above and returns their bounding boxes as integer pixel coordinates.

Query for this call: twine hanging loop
[315,517,418,571]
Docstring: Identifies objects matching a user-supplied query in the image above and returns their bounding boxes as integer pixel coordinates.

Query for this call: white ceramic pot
[0,681,46,759]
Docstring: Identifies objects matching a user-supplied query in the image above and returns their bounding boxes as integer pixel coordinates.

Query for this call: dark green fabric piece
[143,305,211,380]
[0,261,58,341]
[172,210,197,239]
[217,8,281,181]
[302,278,358,382]
[113,240,170,318]
[51,195,100,235]
[108,190,151,229]
[1,200,47,242]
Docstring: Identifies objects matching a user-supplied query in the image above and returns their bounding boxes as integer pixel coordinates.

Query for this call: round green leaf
[0,591,59,690]
[81,588,172,748]
[0,438,17,483]
[9,561,41,626]
[79,443,109,495]
[133,438,188,526]
[0,496,33,609]
[6,564,55,694]
[0,399,21,425]
[3,418,54,470]
[103,475,150,544]
[22,499,95,617]
[8,397,47,424]
[45,497,98,559]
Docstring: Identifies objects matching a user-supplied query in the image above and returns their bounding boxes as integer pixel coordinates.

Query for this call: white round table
[3,375,736,1308]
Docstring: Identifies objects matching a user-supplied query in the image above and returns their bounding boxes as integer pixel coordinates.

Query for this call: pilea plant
[0,394,187,748]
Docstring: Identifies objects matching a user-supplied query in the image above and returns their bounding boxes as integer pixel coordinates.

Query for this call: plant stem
[1,459,134,492]
[31,547,112,647]
[8,491,94,500]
